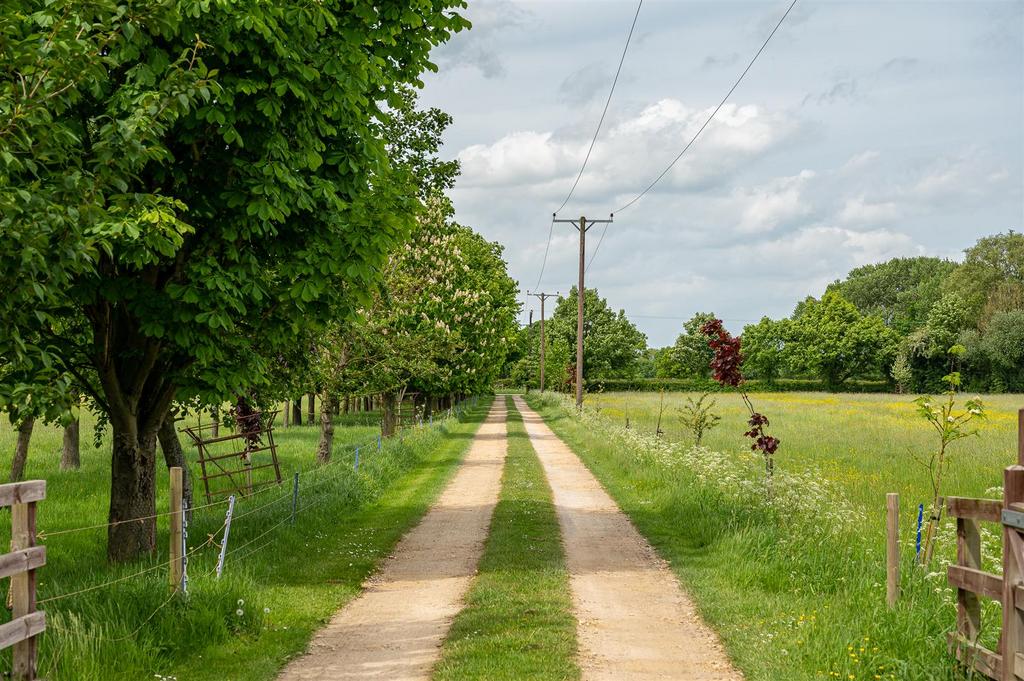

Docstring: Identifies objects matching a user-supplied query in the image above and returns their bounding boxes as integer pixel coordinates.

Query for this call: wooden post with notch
[886,492,900,608]
[1000,409,1024,681]
[169,466,183,592]
[0,480,46,681]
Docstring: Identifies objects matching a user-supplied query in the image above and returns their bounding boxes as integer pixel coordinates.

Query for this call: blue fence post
[377,434,382,451]
[354,447,360,471]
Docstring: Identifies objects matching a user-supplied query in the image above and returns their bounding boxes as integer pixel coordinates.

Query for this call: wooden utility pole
[529,291,557,392]
[553,215,612,409]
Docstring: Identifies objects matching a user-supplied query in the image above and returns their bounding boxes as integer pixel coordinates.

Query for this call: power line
[533,0,643,291]
[614,0,799,214]
[585,219,612,273]
[555,0,643,215]
[531,215,555,299]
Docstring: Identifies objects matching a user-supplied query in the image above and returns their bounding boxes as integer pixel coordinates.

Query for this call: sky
[418,0,1024,347]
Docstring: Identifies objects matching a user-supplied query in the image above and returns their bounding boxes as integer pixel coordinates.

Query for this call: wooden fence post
[11,497,38,680]
[886,492,900,608]
[169,467,183,592]
[1000,413,1024,681]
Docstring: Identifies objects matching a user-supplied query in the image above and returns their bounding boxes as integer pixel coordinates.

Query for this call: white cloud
[433,1,529,79]
[558,63,612,104]
[734,170,816,233]
[421,1,1022,345]
[840,150,880,172]
[458,131,569,187]
[455,99,803,198]
[724,226,922,278]
[837,196,900,225]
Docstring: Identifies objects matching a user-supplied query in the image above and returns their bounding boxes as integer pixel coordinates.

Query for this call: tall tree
[741,317,790,384]
[0,1,469,561]
[788,291,899,390]
[944,231,1024,327]
[548,288,647,381]
[658,313,716,380]
[827,256,956,334]
[981,310,1024,391]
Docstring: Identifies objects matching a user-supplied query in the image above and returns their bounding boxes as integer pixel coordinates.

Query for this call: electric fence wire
[613,0,799,215]
[533,0,643,291]
[36,518,228,605]
[35,410,462,611]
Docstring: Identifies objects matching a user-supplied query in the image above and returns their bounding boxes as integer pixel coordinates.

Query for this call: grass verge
[1,399,490,680]
[434,396,578,681]
[526,392,971,681]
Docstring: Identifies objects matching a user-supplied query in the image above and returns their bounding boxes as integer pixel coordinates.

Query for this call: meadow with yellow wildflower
[527,390,1023,680]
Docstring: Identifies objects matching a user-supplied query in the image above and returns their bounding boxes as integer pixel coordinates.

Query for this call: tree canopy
[548,288,647,382]
[0,0,469,561]
[786,291,899,390]
[826,257,955,335]
[654,313,715,379]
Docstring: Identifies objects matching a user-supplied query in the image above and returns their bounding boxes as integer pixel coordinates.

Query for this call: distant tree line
[507,232,1023,394]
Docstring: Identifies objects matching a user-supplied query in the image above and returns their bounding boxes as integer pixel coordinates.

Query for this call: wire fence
[32,398,478,613]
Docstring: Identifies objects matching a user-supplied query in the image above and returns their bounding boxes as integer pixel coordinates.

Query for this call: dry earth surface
[279,397,741,680]
[277,400,508,680]
[514,395,742,681]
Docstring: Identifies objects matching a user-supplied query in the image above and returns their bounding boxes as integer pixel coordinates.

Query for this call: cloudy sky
[419,0,1024,347]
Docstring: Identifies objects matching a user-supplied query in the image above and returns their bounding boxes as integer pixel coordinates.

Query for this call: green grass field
[435,396,578,680]
[527,390,1024,681]
[591,391,1022,515]
[0,399,490,680]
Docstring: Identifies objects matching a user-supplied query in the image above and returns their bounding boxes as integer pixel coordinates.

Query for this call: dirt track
[277,400,507,681]
[514,396,742,681]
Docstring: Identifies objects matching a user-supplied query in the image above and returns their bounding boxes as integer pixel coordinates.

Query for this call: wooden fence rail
[946,408,1024,681]
[1,479,46,681]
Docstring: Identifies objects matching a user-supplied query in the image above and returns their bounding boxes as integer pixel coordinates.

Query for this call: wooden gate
[183,410,282,503]
[947,408,1024,680]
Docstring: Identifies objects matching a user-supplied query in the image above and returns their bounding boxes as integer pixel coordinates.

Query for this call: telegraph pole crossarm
[551,214,613,409]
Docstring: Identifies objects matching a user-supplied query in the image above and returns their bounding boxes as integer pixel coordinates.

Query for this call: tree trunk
[61,416,81,471]
[158,414,193,516]
[316,392,336,464]
[283,399,290,427]
[210,408,219,437]
[84,292,180,563]
[343,395,350,414]
[292,396,302,425]
[382,392,398,437]
[10,418,34,482]
[423,396,433,421]
[307,392,315,424]
[108,425,160,562]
